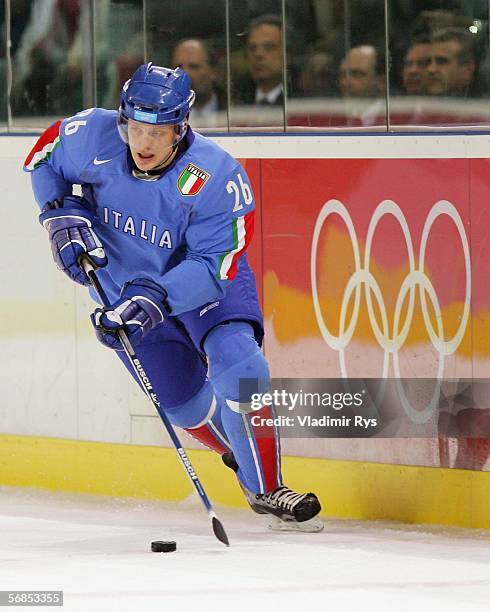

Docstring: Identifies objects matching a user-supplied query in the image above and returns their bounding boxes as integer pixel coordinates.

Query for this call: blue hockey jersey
[24,108,255,314]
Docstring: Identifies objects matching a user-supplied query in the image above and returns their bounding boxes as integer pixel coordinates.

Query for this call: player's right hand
[39,195,107,286]
[90,278,169,350]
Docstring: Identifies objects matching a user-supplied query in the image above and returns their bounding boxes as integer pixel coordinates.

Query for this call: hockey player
[24,62,322,531]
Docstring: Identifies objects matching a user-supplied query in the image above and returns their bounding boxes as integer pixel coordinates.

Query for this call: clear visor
[117,110,188,146]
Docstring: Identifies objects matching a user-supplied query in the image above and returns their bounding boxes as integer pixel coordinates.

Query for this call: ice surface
[1,487,490,611]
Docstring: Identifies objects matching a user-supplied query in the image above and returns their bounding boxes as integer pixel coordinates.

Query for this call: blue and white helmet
[118,62,195,144]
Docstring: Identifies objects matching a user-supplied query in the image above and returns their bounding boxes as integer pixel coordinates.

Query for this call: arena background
[2,132,490,529]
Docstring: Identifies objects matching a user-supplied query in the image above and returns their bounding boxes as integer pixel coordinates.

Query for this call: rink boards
[1,132,490,528]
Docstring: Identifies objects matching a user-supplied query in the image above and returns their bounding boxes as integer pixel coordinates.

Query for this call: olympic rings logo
[311,200,471,423]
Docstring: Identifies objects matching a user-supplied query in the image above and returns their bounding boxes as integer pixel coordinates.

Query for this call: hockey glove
[91,278,169,350]
[39,195,107,286]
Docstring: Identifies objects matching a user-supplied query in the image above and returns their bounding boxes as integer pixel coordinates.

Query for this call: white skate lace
[262,486,308,511]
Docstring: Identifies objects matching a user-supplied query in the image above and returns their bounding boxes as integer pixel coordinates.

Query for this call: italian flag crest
[178,163,210,196]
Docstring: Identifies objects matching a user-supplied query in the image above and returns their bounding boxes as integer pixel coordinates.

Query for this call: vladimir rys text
[250,413,377,429]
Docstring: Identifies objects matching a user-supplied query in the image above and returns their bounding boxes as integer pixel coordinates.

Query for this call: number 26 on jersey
[227,173,253,212]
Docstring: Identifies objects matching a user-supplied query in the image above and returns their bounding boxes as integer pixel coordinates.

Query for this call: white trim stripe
[208,420,231,450]
[59,240,85,253]
[131,295,165,323]
[225,398,255,414]
[242,414,264,494]
[270,404,282,487]
[225,399,241,413]
[188,395,217,430]
[42,214,92,229]
[219,216,246,280]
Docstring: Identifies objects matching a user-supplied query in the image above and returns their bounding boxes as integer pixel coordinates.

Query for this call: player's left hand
[39,195,107,286]
[90,278,169,350]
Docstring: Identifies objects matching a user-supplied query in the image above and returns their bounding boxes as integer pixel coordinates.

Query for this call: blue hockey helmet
[118,62,195,143]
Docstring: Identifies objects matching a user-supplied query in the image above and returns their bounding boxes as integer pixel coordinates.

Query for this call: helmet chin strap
[158,142,179,167]
[133,129,181,175]
[140,120,188,170]
[156,125,183,164]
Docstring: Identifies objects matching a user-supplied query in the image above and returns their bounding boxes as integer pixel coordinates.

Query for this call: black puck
[151,540,177,553]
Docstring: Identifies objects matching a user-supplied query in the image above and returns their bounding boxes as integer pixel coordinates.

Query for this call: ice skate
[222,452,324,532]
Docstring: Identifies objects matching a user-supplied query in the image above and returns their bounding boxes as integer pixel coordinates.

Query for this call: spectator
[338,45,385,127]
[172,39,225,127]
[299,50,336,98]
[244,13,283,106]
[402,36,431,95]
[426,28,477,97]
[339,45,385,98]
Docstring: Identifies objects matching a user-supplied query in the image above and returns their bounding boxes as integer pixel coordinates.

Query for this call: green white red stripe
[218,211,255,280]
[178,163,209,195]
[23,120,62,171]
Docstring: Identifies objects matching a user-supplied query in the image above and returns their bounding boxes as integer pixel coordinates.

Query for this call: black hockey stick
[80,256,229,547]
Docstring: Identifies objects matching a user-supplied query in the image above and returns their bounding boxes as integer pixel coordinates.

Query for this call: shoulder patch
[177,163,210,196]
[23,120,62,171]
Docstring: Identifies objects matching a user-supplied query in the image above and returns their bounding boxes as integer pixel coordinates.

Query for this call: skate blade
[266,515,324,533]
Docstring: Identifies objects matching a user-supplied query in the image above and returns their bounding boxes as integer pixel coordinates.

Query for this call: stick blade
[212,516,230,546]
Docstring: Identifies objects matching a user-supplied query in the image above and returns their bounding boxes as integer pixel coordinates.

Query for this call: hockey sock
[185,397,232,454]
[220,401,282,494]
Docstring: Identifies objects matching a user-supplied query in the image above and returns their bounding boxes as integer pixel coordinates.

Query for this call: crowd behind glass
[1,0,489,131]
